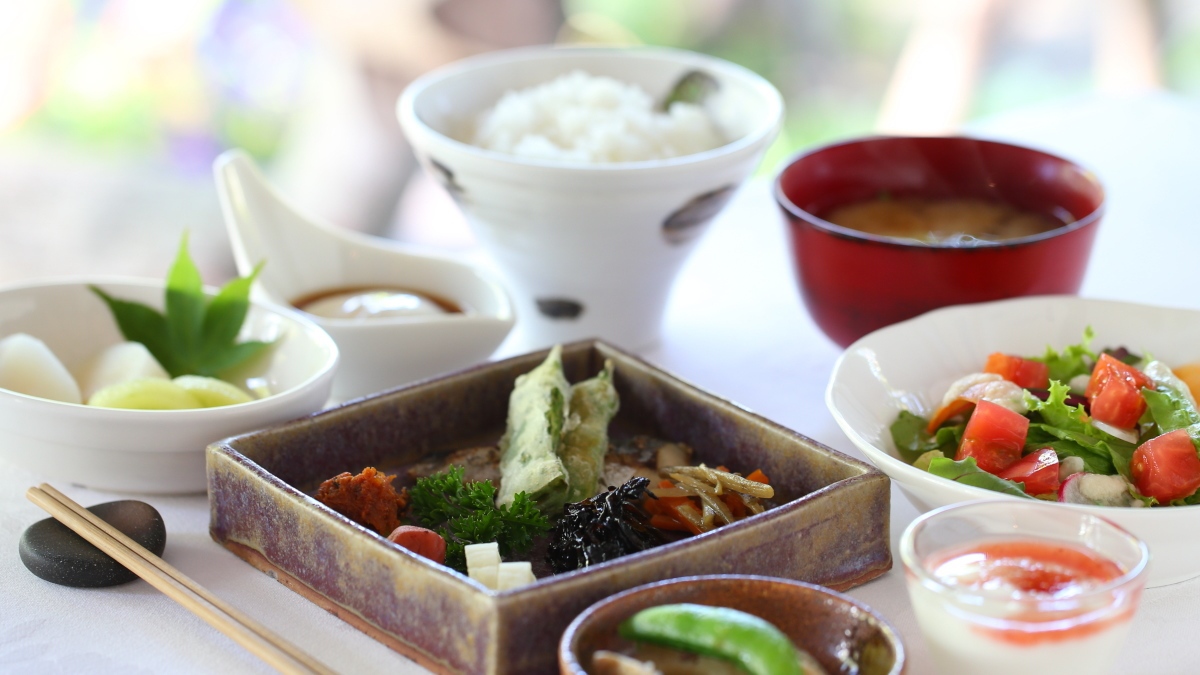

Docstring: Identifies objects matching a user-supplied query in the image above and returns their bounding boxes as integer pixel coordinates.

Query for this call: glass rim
[899,499,1151,606]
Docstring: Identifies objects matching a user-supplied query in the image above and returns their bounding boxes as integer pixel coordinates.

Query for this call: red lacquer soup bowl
[775,136,1104,347]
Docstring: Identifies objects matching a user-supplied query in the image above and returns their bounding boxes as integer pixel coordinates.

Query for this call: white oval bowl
[215,150,515,402]
[0,277,338,494]
[826,295,1200,587]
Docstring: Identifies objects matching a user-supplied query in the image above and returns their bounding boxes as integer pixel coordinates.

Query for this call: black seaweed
[545,477,666,573]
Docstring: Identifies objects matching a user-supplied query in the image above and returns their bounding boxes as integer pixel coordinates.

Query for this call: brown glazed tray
[207,341,892,674]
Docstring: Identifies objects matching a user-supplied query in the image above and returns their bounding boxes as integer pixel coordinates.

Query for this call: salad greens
[1024,380,1136,478]
[90,234,270,378]
[890,410,961,464]
[1031,326,1095,383]
[892,328,1200,507]
[1143,387,1200,434]
[926,457,1034,499]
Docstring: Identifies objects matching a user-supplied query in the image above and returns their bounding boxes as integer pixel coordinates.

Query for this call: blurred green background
[1,0,1197,282]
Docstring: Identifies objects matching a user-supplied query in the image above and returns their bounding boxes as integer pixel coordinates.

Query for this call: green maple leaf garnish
[90,233,272,378]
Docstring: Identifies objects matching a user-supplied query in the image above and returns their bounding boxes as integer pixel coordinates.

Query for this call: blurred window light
[0,1,73,132]
[3,0,313,170]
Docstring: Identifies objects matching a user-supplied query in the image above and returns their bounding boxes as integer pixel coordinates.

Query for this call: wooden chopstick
[27,484,336,675]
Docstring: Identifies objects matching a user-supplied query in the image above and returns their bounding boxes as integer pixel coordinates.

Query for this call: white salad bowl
[398,45,782,351]
[215,149,515,402]
[826,295,1200,587]
[0,277,338,494]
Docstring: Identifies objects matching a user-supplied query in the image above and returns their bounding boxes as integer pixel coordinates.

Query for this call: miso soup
[823,196,1069,246]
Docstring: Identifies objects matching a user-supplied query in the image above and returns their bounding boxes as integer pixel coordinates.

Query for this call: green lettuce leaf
[890,410,962,464]
[1143,387,1200,435]
[1030,380,1089,429]
[1025,379,1137,478]
[927,457,1035,499]
[1031,327,1096,384]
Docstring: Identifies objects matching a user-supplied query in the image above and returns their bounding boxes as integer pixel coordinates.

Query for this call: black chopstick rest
[19,500,166,587]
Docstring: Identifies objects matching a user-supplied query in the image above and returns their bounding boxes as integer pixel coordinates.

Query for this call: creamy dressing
[294,287,458,320]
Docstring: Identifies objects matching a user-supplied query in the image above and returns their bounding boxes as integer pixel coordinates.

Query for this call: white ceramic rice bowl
[826,295,1200,587]
[0,277,338,494]
[397,46,783,351]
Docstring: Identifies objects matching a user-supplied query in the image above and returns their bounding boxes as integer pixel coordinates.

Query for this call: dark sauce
[292,285,462,320]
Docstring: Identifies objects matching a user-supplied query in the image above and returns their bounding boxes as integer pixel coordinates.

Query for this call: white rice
[471,70,726,163]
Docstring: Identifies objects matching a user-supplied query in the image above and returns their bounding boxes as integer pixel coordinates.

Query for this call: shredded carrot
[661,501,704,535]
[925,398,975,434]
[721,492,748,519]
[649,514,693,532]
[716,465,730,472]
[654,486,694,510]
[648,471,767,536]
[746,469,770,484]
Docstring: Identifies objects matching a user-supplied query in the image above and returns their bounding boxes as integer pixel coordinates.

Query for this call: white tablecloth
[3,91,1198,674]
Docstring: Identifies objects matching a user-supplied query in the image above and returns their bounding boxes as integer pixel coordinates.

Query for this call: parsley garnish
[89,233,272,378]
[409,466,551,573]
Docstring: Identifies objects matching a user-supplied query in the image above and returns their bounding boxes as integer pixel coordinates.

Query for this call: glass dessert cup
[900,500,1149,675]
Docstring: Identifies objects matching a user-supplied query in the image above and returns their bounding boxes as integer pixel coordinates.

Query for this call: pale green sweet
[88,378,203,410]
[172,375,254,407]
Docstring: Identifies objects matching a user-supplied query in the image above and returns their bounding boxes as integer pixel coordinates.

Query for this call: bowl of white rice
[398,46,783,351]
[471,69,727,163]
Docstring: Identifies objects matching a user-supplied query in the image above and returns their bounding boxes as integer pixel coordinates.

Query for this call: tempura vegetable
[561,359,619,502]
[497,345,571,512]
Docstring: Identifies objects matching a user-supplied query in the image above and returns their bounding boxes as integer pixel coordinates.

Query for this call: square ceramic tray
[208,341,891,674]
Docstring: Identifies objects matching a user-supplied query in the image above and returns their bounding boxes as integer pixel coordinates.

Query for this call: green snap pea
[618,603,804,675]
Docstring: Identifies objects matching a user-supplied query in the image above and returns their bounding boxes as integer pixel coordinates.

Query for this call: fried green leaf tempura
[561,359,619,502]
[497,345,571,513]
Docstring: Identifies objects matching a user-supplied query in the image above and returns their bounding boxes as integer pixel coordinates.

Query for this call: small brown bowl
[560,574,905,675]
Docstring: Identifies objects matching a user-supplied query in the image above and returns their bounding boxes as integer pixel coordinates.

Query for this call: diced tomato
[1131,429,1200,502]
[956,400,1029,475]
[387,525,447,564]
[998,448,1061,496]
[984,353,1050,390]
[1086,354,1153,429]
[1086,353,1153,398]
